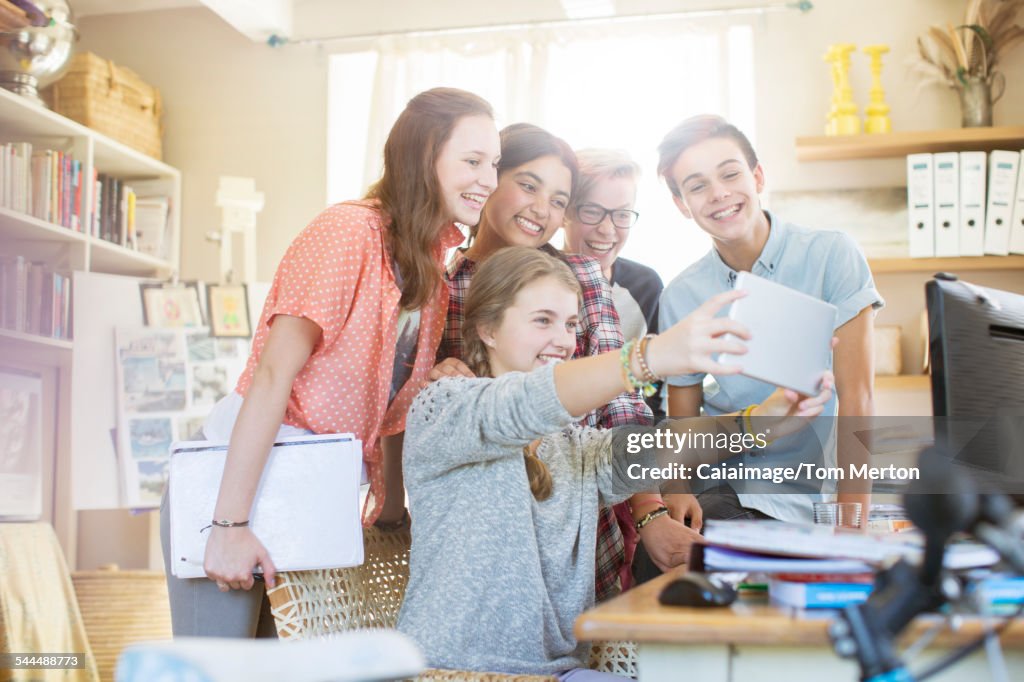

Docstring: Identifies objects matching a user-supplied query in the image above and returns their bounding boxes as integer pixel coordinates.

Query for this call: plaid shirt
[440,245,653,600]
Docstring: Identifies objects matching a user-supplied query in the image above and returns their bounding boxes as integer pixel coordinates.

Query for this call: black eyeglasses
[574,203,640,229]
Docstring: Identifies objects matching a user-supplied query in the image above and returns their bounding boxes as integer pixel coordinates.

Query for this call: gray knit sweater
[397,364,649,675]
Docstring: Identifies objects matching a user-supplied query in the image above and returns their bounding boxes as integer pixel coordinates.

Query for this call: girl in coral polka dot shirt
[160,88,501,638]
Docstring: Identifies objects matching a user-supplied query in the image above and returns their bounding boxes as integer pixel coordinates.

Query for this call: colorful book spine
[769,578,873,609]
[971,576,1024,614]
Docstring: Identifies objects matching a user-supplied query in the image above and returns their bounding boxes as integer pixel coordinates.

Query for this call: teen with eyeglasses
[563,150,662,409]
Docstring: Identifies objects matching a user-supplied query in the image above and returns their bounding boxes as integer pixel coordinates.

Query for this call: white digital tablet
[718,271,837,396]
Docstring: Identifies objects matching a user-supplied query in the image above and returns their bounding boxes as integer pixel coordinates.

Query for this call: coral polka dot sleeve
[264,207,365,350]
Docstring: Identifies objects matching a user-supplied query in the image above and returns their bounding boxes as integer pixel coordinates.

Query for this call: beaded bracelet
[636,334,661,383]
[619,338,659,397]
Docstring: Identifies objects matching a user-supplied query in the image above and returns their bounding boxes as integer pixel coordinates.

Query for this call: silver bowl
[0,0,78,106]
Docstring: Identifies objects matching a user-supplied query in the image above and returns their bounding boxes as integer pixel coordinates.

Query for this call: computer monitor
[926,275,1024,491]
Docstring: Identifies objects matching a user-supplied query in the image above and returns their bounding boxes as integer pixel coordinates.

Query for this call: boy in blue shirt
[634,114,883,580]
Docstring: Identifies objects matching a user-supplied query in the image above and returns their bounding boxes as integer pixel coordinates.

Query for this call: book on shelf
[131,178,174,261]
[0,142,84,231]
[134,196,170,259]
[0,255,72,340]
[90,175,171,259]
[0,255,27,332]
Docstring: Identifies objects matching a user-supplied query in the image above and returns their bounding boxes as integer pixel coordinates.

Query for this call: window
[327,20,755,282]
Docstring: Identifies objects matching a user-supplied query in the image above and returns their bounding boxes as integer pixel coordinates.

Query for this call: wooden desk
[576,568,1024,682]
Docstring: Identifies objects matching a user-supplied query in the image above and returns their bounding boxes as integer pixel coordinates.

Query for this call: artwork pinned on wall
[0,368,43,520]
[140,282,205,328]
[207,283,252,338]
[114,326,247,507]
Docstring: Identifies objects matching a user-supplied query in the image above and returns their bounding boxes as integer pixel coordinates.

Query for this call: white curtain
[327,18,756,280]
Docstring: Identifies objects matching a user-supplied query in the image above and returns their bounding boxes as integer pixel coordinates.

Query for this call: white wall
[78,0,1024,281]
[78,7,328,283]
[754,0,1024,190]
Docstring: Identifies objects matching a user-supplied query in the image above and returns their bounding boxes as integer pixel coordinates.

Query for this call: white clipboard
[169,433,364,579]
[718,271,836,396]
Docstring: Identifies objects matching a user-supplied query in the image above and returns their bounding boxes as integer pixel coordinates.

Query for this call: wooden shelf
[874,375,929,391]
[869,255,1024,274]
[796,126,1024,161]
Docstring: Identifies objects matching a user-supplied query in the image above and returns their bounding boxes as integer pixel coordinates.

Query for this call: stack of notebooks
[906,149,1024,257]
[694,519,1001,609]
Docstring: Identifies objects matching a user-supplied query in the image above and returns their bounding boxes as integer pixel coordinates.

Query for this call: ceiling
[74,0,200,17]
[71,0,796,42]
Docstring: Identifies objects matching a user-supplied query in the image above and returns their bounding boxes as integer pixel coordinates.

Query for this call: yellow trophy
[823,43,861,136]
[862,44,892,133]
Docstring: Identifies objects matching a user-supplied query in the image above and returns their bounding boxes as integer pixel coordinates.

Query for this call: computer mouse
[658,572,737,608]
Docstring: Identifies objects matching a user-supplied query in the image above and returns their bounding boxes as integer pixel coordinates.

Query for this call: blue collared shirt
[659,212,884,521]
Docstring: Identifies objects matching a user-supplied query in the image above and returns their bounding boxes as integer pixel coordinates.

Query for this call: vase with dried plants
[911,0,1024,127]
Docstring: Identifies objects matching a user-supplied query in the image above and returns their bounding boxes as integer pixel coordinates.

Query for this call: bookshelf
[0,85,181,562]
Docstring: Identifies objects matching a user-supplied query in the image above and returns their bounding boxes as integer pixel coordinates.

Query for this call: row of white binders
[906,150,1024,258]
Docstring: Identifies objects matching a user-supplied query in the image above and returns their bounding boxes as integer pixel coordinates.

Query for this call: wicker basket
[44,52,163,160]
[268,527,637,680]
[71,568,173,682]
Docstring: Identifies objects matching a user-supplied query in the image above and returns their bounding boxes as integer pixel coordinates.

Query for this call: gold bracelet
[742,403,758,437]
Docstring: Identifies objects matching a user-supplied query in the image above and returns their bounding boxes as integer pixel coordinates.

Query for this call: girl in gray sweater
[397,247,832,679]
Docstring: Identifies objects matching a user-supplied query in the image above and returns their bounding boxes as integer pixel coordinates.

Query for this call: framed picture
[207,283,252,338]
[140,282,204,328]
[0,368,43,520]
